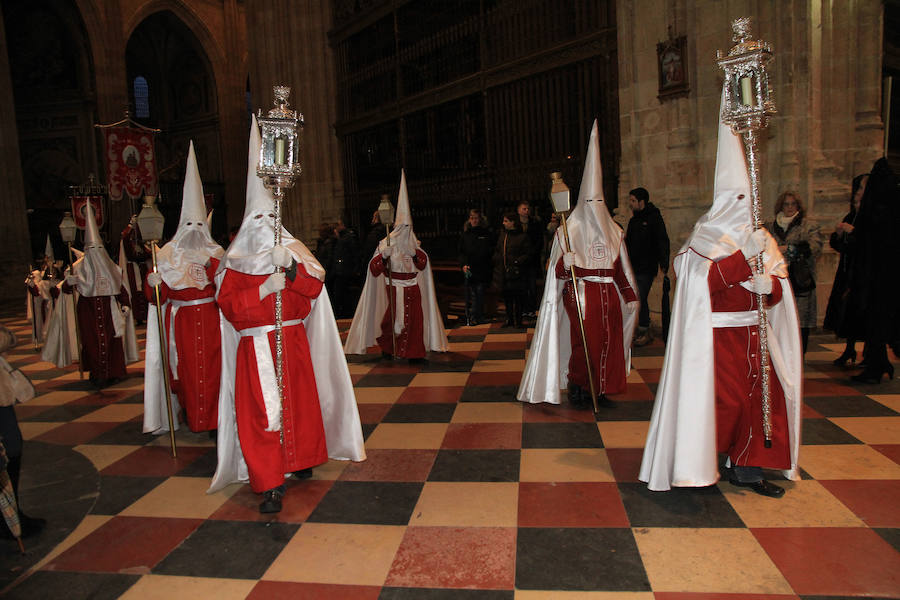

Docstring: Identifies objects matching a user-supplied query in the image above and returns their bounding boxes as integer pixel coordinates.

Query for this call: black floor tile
[460,385,519,403]
[380,589,514,600]
[516,527,650,591]
[175,448,218,477]
[592,401,654,422]
[427,449,520,482]
[153,520,300,579]
[617,481,745,528]
[21,404,103,422]
[804,396,899,417]
[355,373,418,387]
[446,335,486,342]
[90,475,166,515]
[477,350,526,360]
[362,423,377,440]
[119,391,145,404]
[802,418,864,445]
[522,422,604,448]
[874,527,900,554]
[382,403,458,423]
[87,419,154,445]
[3,571,139,600]
[307,481,423,525]
[421,358,475,372]
[49,379,98,392]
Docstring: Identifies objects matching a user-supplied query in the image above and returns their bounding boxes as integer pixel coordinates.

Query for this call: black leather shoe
[728,478,785,498]
[292,468,313,480]
[259,488,284,513]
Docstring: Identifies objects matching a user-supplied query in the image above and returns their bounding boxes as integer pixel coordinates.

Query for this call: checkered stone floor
[1,309,899,599]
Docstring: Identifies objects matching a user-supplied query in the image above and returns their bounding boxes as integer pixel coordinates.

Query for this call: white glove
[381,246,393,258]
[750,273,773,295]
[271,245,291,268]
[259,272,286,300]
[147,272,163,288]
[562,252,577,269]
[121,305,130,315]
[626,300,639,314]
[741,229,770,259]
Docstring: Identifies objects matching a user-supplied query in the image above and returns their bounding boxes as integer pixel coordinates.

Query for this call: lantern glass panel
[59,212,77,243]
[137,201,165,241]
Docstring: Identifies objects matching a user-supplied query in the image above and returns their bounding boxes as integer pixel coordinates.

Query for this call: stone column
[0,9,32,300]
[220,0,251,231]
[246,0,345,244]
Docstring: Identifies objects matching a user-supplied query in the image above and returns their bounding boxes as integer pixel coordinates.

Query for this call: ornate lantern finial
[256,86,304,190]
[716,17,776,134]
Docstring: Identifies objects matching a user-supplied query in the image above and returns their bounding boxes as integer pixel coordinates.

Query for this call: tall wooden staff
[549,172,599,413]
[377,195,397,357]
[717,17,777,446]
[256,87,304,434]
[136,196,177,457]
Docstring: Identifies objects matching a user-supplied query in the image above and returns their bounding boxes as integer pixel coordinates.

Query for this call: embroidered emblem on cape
[589,242,608,262]
[189,263,207,284]
[96,276,111,295]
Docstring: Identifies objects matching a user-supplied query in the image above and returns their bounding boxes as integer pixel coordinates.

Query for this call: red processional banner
[71,194,105,229]
[104,127,158,202]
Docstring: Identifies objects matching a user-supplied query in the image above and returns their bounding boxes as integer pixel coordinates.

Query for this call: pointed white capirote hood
[679,92,785,275]
[563,119,622,265]
[72,203,123,297]
[44,235,54,262]
[155,140,224,289]
[218,114,323,280]
[381,169,419,256]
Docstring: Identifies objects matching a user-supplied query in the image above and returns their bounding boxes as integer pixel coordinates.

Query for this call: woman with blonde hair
[765,191,823,354]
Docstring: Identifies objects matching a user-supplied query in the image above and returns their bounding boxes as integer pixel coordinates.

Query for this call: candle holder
[256,86,304,429]
[717,17,776,447]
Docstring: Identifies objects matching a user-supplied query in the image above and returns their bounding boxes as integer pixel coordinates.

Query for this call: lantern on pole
[376,194,397,356]
[548,172,599,412]
[717,17,777,447]
[137,195,177,458]
[256,86,304,419]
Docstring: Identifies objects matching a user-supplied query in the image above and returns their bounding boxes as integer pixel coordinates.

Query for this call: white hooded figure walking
[344,170,447,361]
[518,120,639,409]
[143,141,224,435]
[60,204,137,387]
[639,95,803,498]
[209,115,365,514]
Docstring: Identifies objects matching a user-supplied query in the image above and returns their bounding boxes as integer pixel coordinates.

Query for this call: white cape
[208,284,366,493]
[518,225,638,404]
[142,304,183,434]
[41,284,78,368]
[638,244,803,490]
[343,247,448,355]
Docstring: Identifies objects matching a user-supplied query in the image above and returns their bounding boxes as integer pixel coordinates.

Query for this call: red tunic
[370,249,428,359]
[62,283,131,382]
[217,267,328,493]
[144,259,221,432]
[556,257,638,394]
[708,250,790,469]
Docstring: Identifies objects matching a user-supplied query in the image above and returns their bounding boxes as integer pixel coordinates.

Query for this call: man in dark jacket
[459,209,494,325]
[332,219,361,318]
[625,187,670,346]
[517,200,543,319]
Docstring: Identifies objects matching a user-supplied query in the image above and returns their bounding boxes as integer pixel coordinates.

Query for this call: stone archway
[125,10,223,240]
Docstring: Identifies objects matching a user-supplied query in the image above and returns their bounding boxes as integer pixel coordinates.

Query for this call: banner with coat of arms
[104,127,158,202]
[71,194,105,229]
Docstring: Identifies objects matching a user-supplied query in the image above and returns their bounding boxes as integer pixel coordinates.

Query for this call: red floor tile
[13,404,51,419]
[522,403,596,423]
[872,444,900,466]
[385,526,516,589]
[397,386,464,404]
[210,479,334,522]
[338,449,437,481]
[616,382,654,401]
[100,445,212,477]
[441,423,522,449]
[518,482,629,527]
[34,421,121,445]
[45,516,202,573]
[605,448,644,482]
[247,581,382,600]
[357,403,393,424]
[819,479,900,527]
[752,527,900,597]
[655,594,799,600]
[801,403,823,418]
[351,374,364,384]
[467,372,523,386]
[369,363,421,375]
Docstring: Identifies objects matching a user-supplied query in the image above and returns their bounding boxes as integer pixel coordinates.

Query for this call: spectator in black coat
[494,211,532,328]
[624,187,670,346]
[517,200,543,319]
[332,220,361,318]
[459,209,494,325]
